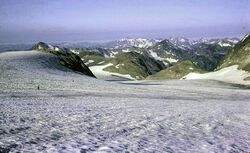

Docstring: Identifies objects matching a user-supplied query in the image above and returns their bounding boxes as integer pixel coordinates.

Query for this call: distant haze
[0,0,249,43]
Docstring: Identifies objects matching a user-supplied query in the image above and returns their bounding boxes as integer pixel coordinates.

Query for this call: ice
[0,51,250,152]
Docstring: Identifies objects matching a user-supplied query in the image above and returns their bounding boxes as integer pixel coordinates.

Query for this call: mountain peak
[156,39,176,49]
[109,38,154,48]
[32,42,50,50]
[31,42,63,52]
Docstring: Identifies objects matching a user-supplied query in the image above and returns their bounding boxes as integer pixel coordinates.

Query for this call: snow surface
[218,42,232,47]
[85,60,94,65]
[70,49,79,55]
[122,49,130,53]
[183,65,250,85]
[89,63,135,80]
[166,57,178,63]
[1,51,250,152]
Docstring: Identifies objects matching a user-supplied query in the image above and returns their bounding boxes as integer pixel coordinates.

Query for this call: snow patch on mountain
[166,57,179,63]
[85,60,94,65]
[89,63,135,80]
[89,63,114,76]
[122,49,130,52]
[148,49,178,65]
[183,65,250,85]
[218,42,231,47]
[70,49,79,54]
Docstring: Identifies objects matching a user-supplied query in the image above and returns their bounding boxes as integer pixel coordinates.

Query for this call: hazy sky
[0,0,249,43]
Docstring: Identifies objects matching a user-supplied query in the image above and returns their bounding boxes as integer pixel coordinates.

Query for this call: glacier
[0,51,250,152]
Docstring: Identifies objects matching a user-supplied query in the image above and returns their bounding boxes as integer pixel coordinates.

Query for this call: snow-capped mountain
[146,39,181,65]
[32,42,63,52]
[168,37,239,49]
[206,38,239,47]
[74,37,238,73]
[24,36,241,80]
[168,37,193,49]
[105,38,161,49]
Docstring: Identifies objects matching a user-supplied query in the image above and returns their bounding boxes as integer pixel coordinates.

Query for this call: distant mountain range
[29,35,248,82]
[52,37,239,49]
[0,37,239,51]
[72,37,239,76]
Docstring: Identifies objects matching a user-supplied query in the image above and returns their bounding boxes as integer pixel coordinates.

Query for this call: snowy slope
[89,63,135,80]
[0,51,101,90]
[183,65,250,85]
[1,51,250,152]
